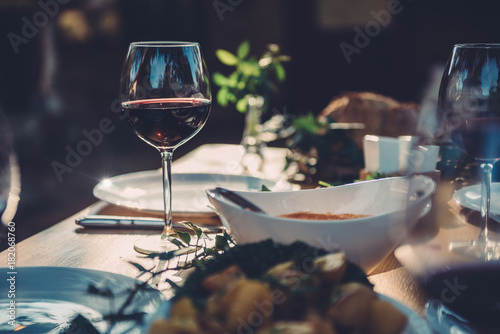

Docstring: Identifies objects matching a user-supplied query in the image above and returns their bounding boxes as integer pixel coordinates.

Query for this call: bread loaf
[319,92,420,149]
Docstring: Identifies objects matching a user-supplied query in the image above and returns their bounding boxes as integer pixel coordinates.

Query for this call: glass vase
[240,95,266,175]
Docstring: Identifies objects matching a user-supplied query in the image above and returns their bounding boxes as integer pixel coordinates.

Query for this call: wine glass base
[133,235,180,255]
[449,239,500,261]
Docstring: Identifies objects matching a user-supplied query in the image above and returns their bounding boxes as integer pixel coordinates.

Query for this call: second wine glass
[439,43,500,260]
[120,41,211,254]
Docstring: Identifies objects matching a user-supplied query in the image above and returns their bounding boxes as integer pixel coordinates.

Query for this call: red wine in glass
[452,117,500,161]
[122,98,211,149]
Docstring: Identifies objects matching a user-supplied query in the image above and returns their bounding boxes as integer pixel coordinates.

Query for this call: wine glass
[119,41,211,254]
[438,43,500,260]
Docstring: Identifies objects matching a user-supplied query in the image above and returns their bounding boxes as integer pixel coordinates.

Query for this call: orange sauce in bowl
[278,212,369,220]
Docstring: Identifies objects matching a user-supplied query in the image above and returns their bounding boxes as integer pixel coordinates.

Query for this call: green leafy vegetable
[318,180,335,187]
[363,170,388,181]
[292,112,328,134]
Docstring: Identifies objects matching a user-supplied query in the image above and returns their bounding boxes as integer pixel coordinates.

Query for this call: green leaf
[204,247,219,257]
[274,62,286,81]
[217,87,229,107]
[176,231,191,245]
[226,91,237,103]
[238,61,260,77]
[261,184,271,191]
[212,72,229,86]
[182,222,203,239]
[228,71,239,87]
[293,113,326,134]
[237,40,250,59]
[215,235,229,250]
[236,97,248,113]
[236,81,246,90]
[216,49,239,66]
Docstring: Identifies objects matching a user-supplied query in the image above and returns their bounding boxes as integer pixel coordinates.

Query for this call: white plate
[93,171,293,214]
[143,294,432,334]
[0,266,164,333]
[453,183,500,215]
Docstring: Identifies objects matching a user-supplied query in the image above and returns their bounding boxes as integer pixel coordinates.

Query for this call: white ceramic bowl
[207,176,435,271]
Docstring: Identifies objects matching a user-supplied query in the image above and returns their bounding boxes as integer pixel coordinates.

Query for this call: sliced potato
[153,244,393,334]
[205,278,243,318]
[225,279,273,333]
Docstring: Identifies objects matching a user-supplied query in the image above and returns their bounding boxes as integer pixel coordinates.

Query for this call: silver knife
[75,215,221,231]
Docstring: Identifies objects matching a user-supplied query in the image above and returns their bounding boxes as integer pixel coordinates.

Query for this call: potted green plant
[212,41,289,173]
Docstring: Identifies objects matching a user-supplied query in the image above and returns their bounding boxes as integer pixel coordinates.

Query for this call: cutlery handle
[213,187,266,214]
[76,216,222,231]
[76,216,165,229]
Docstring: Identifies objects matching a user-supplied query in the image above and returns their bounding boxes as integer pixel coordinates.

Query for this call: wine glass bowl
[119,41,211,253]
[123,98,210,149]
[438,43,500,260]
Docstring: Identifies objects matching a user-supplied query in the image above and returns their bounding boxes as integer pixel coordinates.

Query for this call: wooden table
[1,144,491,320]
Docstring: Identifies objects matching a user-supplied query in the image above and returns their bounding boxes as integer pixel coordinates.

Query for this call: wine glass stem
[478,162,494,244]
[160,149,174,240]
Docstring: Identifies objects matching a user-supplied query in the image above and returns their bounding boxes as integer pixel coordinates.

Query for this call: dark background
[1,0,500,244]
